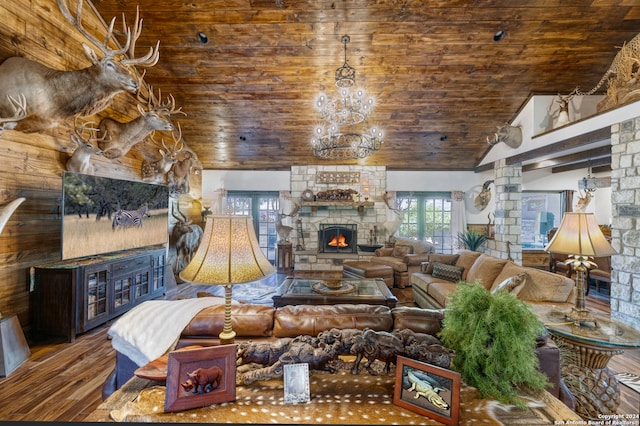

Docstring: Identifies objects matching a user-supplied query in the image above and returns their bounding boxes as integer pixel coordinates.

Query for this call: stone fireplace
[289,165,389,273]
[318,224,358,254]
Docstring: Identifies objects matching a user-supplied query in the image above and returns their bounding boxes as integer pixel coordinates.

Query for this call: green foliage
[439,282,550,407]
[457,229,487,251]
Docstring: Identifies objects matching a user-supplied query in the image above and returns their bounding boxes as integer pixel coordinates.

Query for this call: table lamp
[179,214,275,343]
[544,212,616,326]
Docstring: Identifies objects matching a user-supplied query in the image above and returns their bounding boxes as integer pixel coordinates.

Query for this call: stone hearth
[290,166,389,273]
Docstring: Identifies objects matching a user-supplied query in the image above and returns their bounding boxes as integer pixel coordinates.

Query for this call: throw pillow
[397,243,414,254]
[392,245,411,258]
[423,254,460,274]
[491,272,528,294]
[466,254,509,290]
[431,262,465,283]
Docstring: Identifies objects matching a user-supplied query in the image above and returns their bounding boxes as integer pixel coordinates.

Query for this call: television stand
[31,246,167,342]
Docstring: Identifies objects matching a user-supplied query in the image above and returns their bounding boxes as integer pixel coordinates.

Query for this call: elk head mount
[486,124,522,149]
[0,0,159,135]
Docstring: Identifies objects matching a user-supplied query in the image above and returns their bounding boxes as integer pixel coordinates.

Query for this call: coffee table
[272,277,397,308]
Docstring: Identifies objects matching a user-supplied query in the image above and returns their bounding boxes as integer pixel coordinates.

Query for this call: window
[226,191,279,263]
[396,192,453,253]
[521,191,564,249]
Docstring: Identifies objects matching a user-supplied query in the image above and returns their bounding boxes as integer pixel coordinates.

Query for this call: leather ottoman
[342,260,394,288]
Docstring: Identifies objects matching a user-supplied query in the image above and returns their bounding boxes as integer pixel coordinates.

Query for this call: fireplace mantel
[301,200,374,213]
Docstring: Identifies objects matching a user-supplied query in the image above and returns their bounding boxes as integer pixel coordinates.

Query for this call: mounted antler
[137,78,186,118]
[120,6,160,67]
[0,94,27,135]
[57,0,159,68]
[57,0,130,58]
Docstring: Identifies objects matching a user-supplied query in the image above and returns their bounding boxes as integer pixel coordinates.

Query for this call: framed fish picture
[393,356,460,425]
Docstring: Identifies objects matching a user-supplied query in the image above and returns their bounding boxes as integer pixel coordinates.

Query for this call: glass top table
[272,277,397,308]
[530,304,640,420]
[531,305,640,349]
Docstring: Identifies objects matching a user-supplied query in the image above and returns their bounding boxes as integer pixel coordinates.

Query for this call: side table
[537,308,640,420]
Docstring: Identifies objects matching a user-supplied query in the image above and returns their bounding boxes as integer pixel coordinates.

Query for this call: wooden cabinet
[31,246,167,342]
[522,249,550,270]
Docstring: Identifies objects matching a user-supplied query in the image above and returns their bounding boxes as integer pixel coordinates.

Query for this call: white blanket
[108,297,227,366]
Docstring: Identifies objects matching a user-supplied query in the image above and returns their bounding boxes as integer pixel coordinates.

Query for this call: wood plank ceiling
[83,1,640,170]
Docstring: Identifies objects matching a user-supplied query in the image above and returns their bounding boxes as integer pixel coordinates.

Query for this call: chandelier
[312,123,383,159]
[311,35,384,159]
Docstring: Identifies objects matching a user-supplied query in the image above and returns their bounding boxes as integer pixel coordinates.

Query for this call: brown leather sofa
[102,302,575,410]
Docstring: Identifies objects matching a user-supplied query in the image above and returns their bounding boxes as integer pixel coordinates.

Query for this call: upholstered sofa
[369,237,436,288]
[102,300,575,410]
[411,250,577,310]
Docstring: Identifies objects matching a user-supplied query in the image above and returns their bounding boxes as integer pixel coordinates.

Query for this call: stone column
[487,159,522,264]
[610,120,640,330]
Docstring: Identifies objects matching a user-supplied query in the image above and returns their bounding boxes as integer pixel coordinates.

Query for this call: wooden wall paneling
[0,0,165,337]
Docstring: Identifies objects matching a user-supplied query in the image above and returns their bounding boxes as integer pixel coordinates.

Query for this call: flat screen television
[61,171,170,260]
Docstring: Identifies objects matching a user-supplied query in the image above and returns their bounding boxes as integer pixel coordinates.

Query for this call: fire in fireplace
[318,224,357,253]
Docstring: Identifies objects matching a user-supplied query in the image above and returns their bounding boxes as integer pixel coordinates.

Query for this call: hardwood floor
[0,278,637,422]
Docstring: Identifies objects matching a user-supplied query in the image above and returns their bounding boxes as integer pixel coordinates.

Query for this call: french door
[226,191,279,263]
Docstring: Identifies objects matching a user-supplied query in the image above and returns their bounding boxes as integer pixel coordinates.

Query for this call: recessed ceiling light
[493,30,506,42]
[197,32,208,44]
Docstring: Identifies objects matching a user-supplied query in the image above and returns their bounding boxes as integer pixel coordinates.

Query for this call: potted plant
[457,228,487,251]
[438,282,549,407]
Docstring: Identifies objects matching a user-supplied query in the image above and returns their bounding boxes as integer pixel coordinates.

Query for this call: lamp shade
[544,212,616,257]
[179,215,275,285]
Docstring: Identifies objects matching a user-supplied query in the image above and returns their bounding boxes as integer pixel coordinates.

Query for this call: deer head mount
[168,150,202,195]
[141,123,184,184]
[474,180,493,211]
[576,188,595,212]
[382,192,407,239]
[97,78,186,160]
[0,0,159,134]
[486,124,522,149]
[275,202,300,243]
[65,119,105,175]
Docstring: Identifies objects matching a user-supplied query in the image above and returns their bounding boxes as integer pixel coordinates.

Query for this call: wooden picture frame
[393,356,460,425]
[165,345,237,412]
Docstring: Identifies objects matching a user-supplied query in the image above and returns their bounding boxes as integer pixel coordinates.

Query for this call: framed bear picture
[165,345,237,412]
